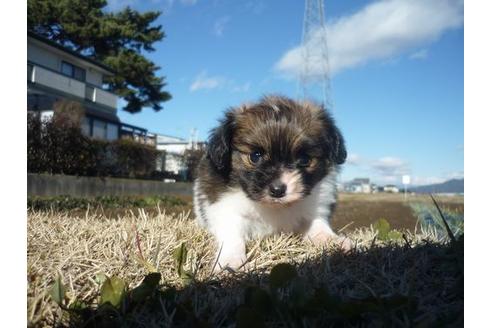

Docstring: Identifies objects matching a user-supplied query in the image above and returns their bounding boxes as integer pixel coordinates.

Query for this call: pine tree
[28,0,172,113]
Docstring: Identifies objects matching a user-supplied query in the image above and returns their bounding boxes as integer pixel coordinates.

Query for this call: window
[107,123,119,141]
[61,61,86,82]
[87,118,120,141]
[92,119,106,139]
[73,66,85,81]
[61,62,73,76]
[81,117,91,137]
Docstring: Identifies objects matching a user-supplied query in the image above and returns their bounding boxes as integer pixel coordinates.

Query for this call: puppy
[193,95,349,269]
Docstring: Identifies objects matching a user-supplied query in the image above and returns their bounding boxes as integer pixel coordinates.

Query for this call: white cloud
[213,16,231,37]
[411,176,446,186]
[346,153,363,166]
[189,71,226,92]
[180,0,198,5]
[345,154,462,186]
[231,82,251,93]
[245,1,266,15]
[409,171,463,186]
[445,171,464,180]
[274,0,463,79]
[409,49,428,60]
[189,71,250,93]
[371,157,409,176]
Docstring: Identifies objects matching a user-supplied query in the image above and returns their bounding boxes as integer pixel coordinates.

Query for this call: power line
[297,0,332,111]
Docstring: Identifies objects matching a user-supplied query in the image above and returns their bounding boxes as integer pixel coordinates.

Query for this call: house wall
[164,153,185,175]
[28,42,59,70]
[33,65,86,98]
[157,143,191,154]
[28,37,118,111]
[384,186,400,193]
[156,143,193,174]
[94,88,117,108]
[157,135,185,143]
[361,184,371,193]
[28,39,105,88]
[86,69,103,86]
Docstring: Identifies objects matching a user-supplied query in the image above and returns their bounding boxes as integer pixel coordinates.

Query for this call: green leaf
[50,275,66,306]
[387,230,403,241]
[69,300,88,311]
[135,255,158,273]
[374,218,391,240]
[236,306,265,328]
[95,273,107,285]
[130,272,161,303]
[100,276,126,308]
[269,263,298,289]
[173,243,188,277]
[180,271,194,286]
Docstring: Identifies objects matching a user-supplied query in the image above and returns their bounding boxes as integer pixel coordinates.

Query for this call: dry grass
[27,207,463,327]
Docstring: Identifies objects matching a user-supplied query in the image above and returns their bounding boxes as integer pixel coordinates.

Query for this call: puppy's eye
[297,154,311,167]
[249,151,263,164]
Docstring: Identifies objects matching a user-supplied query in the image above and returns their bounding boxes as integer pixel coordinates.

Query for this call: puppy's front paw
[306,232,353,252]
[332,235,354,252]
[215,253,247,272]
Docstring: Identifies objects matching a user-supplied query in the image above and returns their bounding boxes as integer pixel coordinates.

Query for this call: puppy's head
[207,95,346,206]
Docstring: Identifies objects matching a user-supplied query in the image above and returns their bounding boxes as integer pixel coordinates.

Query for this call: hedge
[27,112,161,179]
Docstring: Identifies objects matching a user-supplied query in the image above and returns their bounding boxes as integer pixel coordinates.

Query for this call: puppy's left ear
[206,111,236,176]
[329,125,347,165]
[321,113,347,165]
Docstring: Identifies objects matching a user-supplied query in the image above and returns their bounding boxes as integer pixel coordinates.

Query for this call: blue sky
[109,0,464,186]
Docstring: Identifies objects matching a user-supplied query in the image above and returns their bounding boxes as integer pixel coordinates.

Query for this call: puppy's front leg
[304,218,352,251]
[215,234,246,270]
[209,210,247,270]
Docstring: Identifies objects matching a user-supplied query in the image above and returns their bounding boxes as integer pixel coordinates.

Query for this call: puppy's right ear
[207,111,235,176]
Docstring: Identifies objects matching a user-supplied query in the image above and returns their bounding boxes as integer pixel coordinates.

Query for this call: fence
[28,173,193,197]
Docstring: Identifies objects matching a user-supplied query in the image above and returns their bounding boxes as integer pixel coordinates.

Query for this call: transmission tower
[297,0,332,111]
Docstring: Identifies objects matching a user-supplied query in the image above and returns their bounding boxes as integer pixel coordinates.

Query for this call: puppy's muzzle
[269,180,287,198]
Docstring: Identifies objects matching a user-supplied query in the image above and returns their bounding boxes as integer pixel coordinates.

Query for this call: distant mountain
[410,178,464,194]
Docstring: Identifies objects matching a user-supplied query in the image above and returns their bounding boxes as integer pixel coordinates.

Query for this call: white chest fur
[193,170,339,268]
[195,170,338,240]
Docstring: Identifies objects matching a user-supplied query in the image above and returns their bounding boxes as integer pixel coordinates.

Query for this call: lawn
[27,194,463,327]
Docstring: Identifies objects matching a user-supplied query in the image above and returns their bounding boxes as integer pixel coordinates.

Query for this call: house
[27,31,153,144]
[154,134,205,177]
[383,185,400,193]
[345,178,372,193]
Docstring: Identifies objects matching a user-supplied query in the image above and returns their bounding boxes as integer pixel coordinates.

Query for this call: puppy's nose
[269,182,287,198]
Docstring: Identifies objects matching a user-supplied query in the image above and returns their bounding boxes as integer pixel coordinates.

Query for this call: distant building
[27,31,152,144]
[345,178,372,193]
[383,185,400,193]
[154,134,205,177]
